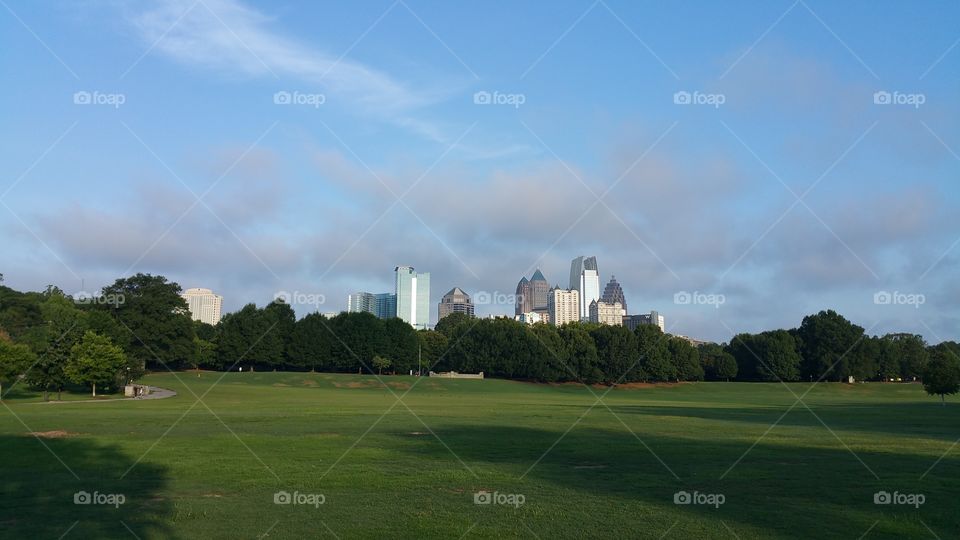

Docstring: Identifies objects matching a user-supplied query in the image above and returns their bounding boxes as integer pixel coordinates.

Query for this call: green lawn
[0,372,956,539]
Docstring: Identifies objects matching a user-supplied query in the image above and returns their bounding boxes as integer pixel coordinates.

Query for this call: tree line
[0,274,958,402]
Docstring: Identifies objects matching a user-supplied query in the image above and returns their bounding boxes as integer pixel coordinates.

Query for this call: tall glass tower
[395,266,430,329]
[569,256,600,321]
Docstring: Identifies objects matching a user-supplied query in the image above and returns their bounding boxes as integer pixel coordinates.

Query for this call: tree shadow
[389,424,959,538]
[0,434,177,538]
[599,402,960,443]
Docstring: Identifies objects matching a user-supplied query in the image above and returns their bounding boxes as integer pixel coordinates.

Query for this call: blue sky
[1,0,958,343]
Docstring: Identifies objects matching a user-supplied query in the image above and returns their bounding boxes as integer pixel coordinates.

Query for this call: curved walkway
[30,386,177,404]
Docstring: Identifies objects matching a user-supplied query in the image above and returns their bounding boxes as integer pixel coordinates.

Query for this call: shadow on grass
[598,402,960,443]
[0,434,177,538]
[390,423,959,538]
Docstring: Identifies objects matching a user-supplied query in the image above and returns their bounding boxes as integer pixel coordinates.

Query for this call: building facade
[589,300,623,326]
[548,287,580,327]
[181,287,223,325]
[515,311,542,325]
[569,256,600,321]
[529,269,549,310]
[347,292,375,314]
[622,310,665,332]
[515,276,532,315]
[348,291,397,319]
[439,287,474,320]
[601,275,627,315]
[395,266,430,329]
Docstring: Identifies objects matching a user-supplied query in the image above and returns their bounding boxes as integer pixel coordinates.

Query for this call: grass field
[0,372,957,539]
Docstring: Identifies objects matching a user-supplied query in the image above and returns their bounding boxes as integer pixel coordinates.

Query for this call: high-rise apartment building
[569,256,600,321]
[601,275,627,315]
[347,291,396,319]
[181,287,223,325]
[347,292,375,314]
[395,266,430,329]
[548,287,580,327]
[438,287,474,320]
[589,300,623,326]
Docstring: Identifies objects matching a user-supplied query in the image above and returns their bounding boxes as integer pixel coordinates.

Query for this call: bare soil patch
[25,430,80,439]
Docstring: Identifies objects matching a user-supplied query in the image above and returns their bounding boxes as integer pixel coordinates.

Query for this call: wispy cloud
[129,0,442,116]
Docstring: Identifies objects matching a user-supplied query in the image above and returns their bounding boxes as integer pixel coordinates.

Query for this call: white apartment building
[181,287,223,325]
[548,288,580,327]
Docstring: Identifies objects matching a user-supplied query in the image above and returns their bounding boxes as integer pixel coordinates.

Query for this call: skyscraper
[181,288,223,325]
[601,275,627,315]
[347,292,375,314]
[375,292,397,319]
[438,287,474,320]
[395,266,430,329]
[569,256,600,321]
[529,268,549,310]
[515,276,532,315]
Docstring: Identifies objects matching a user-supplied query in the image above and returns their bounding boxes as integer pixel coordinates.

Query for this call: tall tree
[288,313,332,372]
[797,310,864,381]
[668,337,703,381]
[65,331,127,396]
[101,274,196,369]
[922,349,960,405]
[0,338,36,399]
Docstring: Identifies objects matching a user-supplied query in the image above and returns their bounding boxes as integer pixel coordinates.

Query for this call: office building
[548,287,580,327]
[589,300,623,326]
[623,310,665,332]
[515,276,532,315]
[395,266,430,330]
[529,269,549,310]
[569,256,600,321]
[439,287,474,320]
[601,275,627,315]
[181,288,223,325]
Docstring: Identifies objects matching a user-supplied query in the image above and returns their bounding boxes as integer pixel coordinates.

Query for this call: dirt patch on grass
[614,382,689,389]
[301,379,319,387]
[272,383,290,387]
[333,381,380,389]
[388,381,411,390]
[26,430,80,439]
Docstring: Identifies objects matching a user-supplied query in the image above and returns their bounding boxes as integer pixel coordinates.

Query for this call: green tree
[101,274,196,370]
[65,331,127,396]
[668,337,703,381]
[922,350,960,405]
[635,324,669,382]
[288,313,332,372]
[0,338,36,399]
[417,330,449,374]
[373,355,391,375]
[561,324,602,384]
[727,331,801,382]
[699,343,737,381]
[797,310,864,381]
[435,312,471,338]
[590,325,639,384]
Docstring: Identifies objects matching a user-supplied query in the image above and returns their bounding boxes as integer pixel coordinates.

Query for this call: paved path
[30,386,177,404]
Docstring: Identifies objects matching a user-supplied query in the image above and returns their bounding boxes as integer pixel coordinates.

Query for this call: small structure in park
[124,385,151,398]
[429,371,484,380]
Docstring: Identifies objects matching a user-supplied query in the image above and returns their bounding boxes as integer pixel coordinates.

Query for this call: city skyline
[1,1,958,343]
